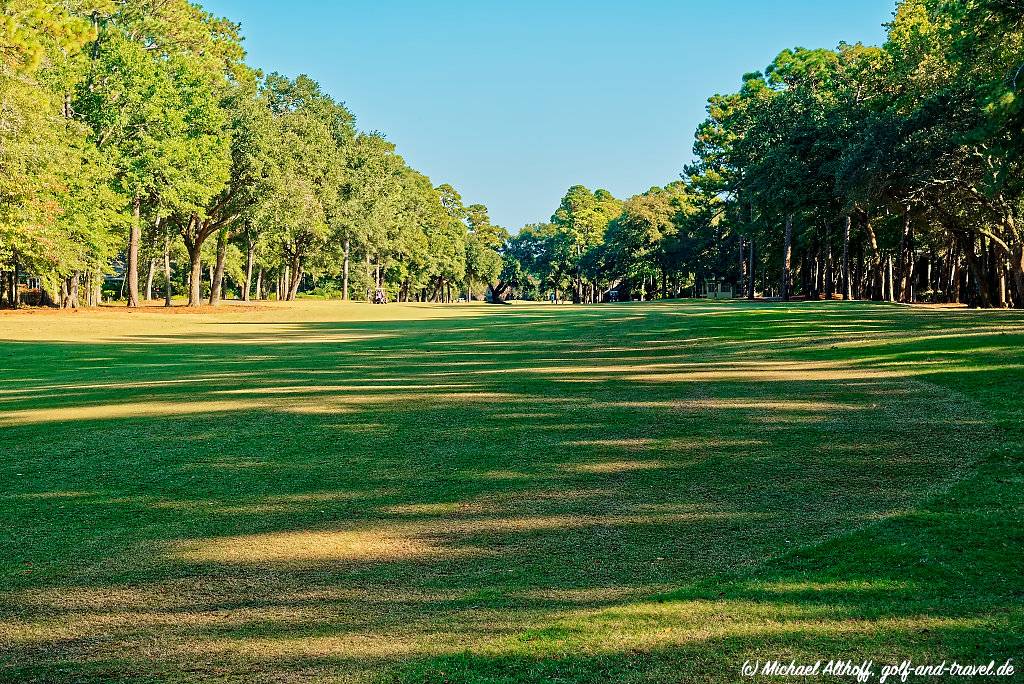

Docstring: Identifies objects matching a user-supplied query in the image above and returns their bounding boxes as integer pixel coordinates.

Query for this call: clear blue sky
[203,0,896,230]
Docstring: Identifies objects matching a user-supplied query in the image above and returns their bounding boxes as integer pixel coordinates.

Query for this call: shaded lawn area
[0,300,1021,682]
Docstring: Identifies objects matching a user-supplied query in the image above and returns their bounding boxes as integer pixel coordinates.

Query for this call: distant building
[704,278,734,300]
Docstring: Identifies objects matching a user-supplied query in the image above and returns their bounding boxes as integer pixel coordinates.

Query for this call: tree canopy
[498,0,1024,308]
[2,0,1021,309]
[0,0,501,307]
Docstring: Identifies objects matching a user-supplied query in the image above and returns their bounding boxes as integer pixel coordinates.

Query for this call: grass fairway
[1,300,1022,683]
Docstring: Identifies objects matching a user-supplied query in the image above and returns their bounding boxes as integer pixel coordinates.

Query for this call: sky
[202,0,897,230]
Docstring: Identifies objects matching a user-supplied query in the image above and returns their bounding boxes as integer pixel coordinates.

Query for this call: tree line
[0,0,507,308]
[504,0,1023,308]
[3,0,1021,309]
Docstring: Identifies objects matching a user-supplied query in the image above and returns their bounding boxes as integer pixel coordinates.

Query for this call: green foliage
[6,0,1022,309]
[505,0,1024,308]
[0,0,121,294]
[0,0,483,307]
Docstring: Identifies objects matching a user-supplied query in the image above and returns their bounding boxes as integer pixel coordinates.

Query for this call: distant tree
[551,186,622,302]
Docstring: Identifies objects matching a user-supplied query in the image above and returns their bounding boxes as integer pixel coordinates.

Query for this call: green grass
[1,300,1021,682]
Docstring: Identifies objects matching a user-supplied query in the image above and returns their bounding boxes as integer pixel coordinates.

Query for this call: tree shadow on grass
[0,301,1022,682]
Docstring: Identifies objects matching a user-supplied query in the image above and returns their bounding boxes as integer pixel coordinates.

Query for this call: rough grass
[0,300,1021,683]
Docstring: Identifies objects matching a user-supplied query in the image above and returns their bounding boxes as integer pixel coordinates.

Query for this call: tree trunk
[163,225,173,307]
[897,211,915,303]
[948,247,961,303]
[961,235,993,307]
[863,215,883,300]
[62,273,80,309]
[811,248,822,299]
[997,258,1008,308]
[885,255,895,302]
[825,227,834,300]
[746,201,757,300]
[739,239,746,298]
[187,243,203,307]
[342,238,350,301]
[781,214,794,301]
[748,239,755,299]
[209,229,228,306]
[145,258,156,302]
[1011,243,1024,309]
[70,272,80,309]
[847,229,858,300]
[803,248,813,299]
[11,258,19,308]
[575,244,583,304]
[489,282,509,304]
[127,197,141,307]
[288,259,303,300]
[242,234,255,302]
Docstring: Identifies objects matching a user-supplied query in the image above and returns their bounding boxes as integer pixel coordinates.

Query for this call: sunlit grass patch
[1,300,1021,682]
